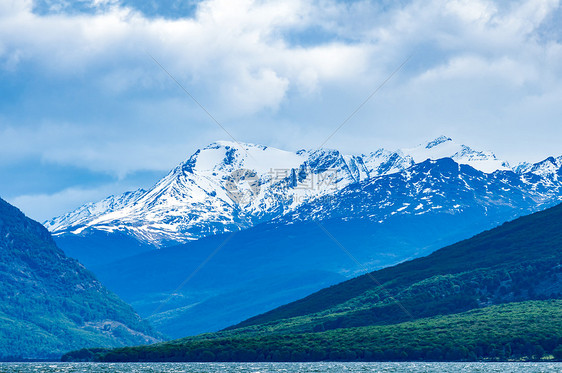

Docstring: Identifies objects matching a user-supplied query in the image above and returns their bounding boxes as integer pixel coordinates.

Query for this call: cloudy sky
[1,0,561,221]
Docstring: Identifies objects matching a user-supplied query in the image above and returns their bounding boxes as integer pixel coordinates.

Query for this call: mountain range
[42,137,562,338]
[46,136,562,265]
[45,136,525,249]
[0,197,160,360]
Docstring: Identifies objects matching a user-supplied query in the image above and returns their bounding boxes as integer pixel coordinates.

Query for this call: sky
[1,0,562,221]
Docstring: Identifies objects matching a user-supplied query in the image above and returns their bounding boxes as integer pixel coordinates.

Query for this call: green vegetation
[0,198,159,359]
[63,202,562,362]
[64,300,562,362]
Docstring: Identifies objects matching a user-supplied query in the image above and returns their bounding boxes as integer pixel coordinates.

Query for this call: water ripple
[1,362,561,373]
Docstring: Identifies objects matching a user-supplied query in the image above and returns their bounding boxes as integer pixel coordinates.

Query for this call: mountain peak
[205,140,267,151]
[401,136,510,174]
[515,156,562,179]
[425,135,453,149]
[188,141,305,174]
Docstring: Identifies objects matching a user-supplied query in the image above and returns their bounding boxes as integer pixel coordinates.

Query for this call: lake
[0,362,561,372]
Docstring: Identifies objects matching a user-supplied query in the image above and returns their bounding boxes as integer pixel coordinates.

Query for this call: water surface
[1,362,561,372]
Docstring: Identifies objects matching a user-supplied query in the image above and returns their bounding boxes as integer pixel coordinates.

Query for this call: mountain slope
[230,201,562,332]
[0,197,160,359]
[65,202,562,362]
[93,213,478,338]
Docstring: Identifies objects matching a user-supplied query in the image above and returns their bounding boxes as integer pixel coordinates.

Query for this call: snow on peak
[362,148,413,177]
[208,140,259,148]
[43,188,147,234]
[401,136,511,174]
[185,141,306,174]
[515,156,562,179]
[425,136,453,149]
[176,137,512,185]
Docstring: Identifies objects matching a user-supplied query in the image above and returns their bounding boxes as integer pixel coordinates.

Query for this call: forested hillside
[65,301,562,362]
[0,198,160,359]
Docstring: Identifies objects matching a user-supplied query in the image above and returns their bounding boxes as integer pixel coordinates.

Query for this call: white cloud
[415,55,538,87]
[0,118,207,177]
[0,0,378,176]
[9,184,124,222]
[0,0,370,102]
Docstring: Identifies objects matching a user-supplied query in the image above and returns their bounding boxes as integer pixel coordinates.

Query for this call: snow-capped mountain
[46,141,369,245]
[399,135,512,173]
[44,136,559,247]
[516,156,562,180]
[281,157,559,224]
